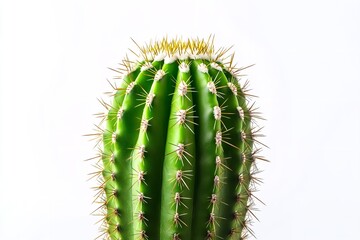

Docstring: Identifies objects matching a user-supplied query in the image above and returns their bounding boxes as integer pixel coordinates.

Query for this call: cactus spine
[88,37,266,240]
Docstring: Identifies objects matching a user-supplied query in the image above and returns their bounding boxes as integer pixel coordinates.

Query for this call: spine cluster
[86,37,266,240]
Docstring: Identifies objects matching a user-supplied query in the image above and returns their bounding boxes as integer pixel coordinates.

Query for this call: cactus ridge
[87,36,266,240]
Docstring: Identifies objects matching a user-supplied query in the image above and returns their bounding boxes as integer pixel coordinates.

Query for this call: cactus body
[91,37,265,240]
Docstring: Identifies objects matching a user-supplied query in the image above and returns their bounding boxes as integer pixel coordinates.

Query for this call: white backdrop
[1,0,359,239]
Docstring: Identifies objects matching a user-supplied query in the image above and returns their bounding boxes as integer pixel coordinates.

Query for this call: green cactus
[88,37,266,240]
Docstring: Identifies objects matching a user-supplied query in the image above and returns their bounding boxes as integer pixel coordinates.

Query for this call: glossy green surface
[101,58,256,240]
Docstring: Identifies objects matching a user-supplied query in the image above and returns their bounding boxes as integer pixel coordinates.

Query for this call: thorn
[171,170,192,190]
[126,81,136,94]
[210,194,217,205]
[176,110,187,125]
[173,212,188,227]
[145,93,155,107]
[207,81,217,94]
[198,62,208,73]
[111,132,117,143]
[215,131,222,146]
[228,82,238,96]
[137,211,149,226]
[117,107,124,119]
[213,106,221,121]
[154,69,166,81]
[173,233,181,240]
[215,155,232,174]
[178,80,188,96]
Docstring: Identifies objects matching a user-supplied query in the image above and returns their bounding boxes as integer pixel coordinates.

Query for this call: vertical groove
[113,61,162,240]
[102,70,139,239]
[191,60,221,239]
[208,65,245,239]
[234,77,255,238]
[223,71,255,238]
[160,60,196,240]
[131,60,178,239]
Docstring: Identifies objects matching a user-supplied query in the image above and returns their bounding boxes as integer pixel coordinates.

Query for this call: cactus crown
[87,36,266,240]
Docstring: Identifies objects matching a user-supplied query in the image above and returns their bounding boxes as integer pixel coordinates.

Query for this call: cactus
[87,37,266,240]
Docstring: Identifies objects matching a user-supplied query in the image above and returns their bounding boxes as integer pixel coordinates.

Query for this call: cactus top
[118,37,244,80]
[90,36,265,240]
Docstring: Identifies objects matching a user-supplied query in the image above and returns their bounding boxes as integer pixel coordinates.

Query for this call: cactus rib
[88,36,266,240]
